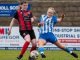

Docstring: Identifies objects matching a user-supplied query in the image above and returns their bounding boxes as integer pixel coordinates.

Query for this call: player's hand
[38,22,44,27]
[8,29,11,35]
[61,13,65,19]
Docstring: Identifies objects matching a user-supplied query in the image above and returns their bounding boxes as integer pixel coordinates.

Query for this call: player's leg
[29,39,37,60]
[17,31,31,60]
[54,40,78,58]
[38,33,48,58]
[38,39,46,58]
[30,39,37,52]
[48,33,78,58]
[28,30,37,60]
[30,30,37,52]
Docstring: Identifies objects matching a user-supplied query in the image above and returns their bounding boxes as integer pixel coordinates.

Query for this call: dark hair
[20,1,27,5]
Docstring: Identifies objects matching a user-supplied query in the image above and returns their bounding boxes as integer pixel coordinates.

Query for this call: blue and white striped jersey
[39,14,57,34]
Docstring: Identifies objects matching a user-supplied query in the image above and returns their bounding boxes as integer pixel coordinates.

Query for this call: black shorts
[20,30,36,40]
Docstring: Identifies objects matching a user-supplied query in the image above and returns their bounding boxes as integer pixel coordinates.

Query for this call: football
[30,50,39,58]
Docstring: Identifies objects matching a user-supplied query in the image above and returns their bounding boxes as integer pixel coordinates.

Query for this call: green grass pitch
[0,50,80,60]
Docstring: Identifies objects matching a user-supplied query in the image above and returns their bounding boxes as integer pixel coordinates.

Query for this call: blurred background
[0,0,80,60]
[0,0,80,26]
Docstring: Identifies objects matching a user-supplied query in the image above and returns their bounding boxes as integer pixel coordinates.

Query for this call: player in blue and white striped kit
[38,7,78,59]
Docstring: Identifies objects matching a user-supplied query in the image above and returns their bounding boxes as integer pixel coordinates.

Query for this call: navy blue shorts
[39,32,57,43]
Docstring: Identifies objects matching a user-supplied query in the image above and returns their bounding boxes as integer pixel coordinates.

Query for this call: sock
[20,41,30,56]
[38,47,45,54]
[63,47,72,54]
[30,46,36,52]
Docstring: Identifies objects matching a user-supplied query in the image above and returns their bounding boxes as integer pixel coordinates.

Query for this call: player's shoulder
[15,9,20,14]
[41,14,46,18]
[52,15,57,18]
[26,10,32,13]
[52,15,57,19]
[13,10,18,15]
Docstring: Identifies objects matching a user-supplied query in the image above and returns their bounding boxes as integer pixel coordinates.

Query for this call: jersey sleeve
[39,14,45,22]
[13,11,18,20]
[29,11,33,18]
[38,16,42,23]
[52,16,58,24]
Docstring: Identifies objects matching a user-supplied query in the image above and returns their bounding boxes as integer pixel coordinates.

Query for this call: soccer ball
[30,50,39,58]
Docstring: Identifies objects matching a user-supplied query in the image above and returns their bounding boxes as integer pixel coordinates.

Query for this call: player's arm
[31,16,37,23]
[57,13,65,22]
[38,15,44,27]
[8,18,17,35]
[29,11,37,23]
[8,11,18,35]
[38,22,44,27]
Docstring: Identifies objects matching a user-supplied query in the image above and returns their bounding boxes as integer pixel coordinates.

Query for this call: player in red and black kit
[8,2,37,60]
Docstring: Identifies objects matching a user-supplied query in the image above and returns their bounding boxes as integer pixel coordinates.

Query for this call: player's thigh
[29,30,36,40]
[38,34,47,46]
[48,33,57,43]
[20,30,31,42]
[29,30,36,46]
[24,34,31,42]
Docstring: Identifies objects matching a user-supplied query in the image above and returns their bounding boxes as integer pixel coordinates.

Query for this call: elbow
[31,18,34,22]
[58,20,62,23]
[31,20,34,23]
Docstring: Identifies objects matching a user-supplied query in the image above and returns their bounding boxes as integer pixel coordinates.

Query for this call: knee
[24,34,31,42]
[38,40,45,46]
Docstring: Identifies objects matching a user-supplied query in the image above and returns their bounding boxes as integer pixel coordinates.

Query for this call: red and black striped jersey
[13,10,33,30]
